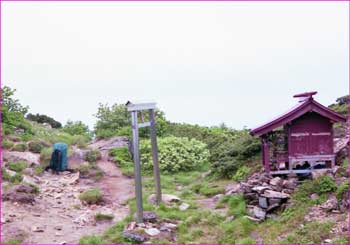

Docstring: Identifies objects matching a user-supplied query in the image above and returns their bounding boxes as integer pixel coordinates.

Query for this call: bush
[140,136,209,173]
[28,140,46,153]
[63,120,91,138]
[79,188,103,204]
[71,135,89,148]
[79,235,104,244]
[84,150,102,163]
[94,213,114,221]
[315,176,337,194]
[78,163,104,181]
[40,147,53,165]
[2,140,14,149]
[336,181,349,201]
[8,161,27,173]
[12,142,27,152]
[2,167,11,181]
[26,113,62,128]
[232,166,251,181]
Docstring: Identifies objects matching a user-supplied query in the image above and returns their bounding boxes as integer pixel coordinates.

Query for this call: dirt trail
[1,150,134,244]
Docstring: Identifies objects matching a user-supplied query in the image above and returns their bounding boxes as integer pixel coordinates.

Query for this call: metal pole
[149,109,162,205]
[131,111,143,223]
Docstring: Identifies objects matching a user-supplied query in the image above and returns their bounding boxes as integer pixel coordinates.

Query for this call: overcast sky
[2,1,349,130]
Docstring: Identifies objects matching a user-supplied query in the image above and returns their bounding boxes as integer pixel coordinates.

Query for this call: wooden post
[149,109,162,205]
[262,137,270,174]
[131,111,143,223]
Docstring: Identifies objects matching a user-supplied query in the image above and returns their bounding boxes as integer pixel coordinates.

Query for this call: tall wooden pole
[131,111,143,223]
[262,137,270,174]
[149,109,162,205]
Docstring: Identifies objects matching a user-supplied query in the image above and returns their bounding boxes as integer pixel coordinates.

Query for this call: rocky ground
[1,138,134,244]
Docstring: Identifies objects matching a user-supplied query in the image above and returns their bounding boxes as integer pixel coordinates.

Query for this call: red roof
[251,97,346,137]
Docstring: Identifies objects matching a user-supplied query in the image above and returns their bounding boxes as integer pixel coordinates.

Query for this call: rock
[212,194,224,202]
[266,203,280,212]
[268,198,282,206]
[5,169,17,177]
[258,197,268,209]
[282,179,297,189]
[89,136,129,152]
[252,186,271,193]
[311,169,330,179]
[122,230,146,242]
[321,195,338,211]
[3,184,36,203]
[148,194,180,205]
[245,215,262,222]
[3,150,40,166]
[270,177,282,186]
[162,222,177,229]
[22,168,35,176]
[54,225,63,230]
[2,226,27,243]
[253,206,266,219]
[179,203,190,211]
[143,211,158,222]
[145,228,160,236]
[22,175,39,186]
[261,190,290,199]
[310,193,319,200]
[225,215,235,222]
[324,239,332,243]
[266,213,278,219]
[32,226,45,232]
[126,221,137,231]
[243,192,258,202]
[225,183,241,195]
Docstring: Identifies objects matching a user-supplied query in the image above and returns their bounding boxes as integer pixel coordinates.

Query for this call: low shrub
[12,142,27,152]
[2,167,11,181]
[28,140,46,153]
[79,235,104,244]
[2,140,14,150]
[79,188,103,204]
[315,176,337,194]
[84,150,102,163]
[140,136,209,173]
[8,161,28,173]
[232,166,251,181]
[40,147,53,165]
[336,181,349,201]
[34,165,45,176]
[94,213,114,221]
[71,135,89,148]
[78,163,104,181]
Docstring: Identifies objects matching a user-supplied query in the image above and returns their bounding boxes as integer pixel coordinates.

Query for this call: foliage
[79,235,104,244]
[2,168,23,184]
[232,166,251,181]
[2,140,14,149]
[71,135,89,148]
[63,120,91,138]
[40,147,53,165]
[12,142,27,152]
[78,163,104,181]
[8,161,27,173]
[94,213,114,221]
[94,103,130,139]
[140,136,209,173]
[329,95,349,116]
[79,188,103,204]
[1,86,32,135]
[28,140,48,153]
[26,113,62,128]
[315,176,337,194]
[84,149,102,163]
[109,147,134,176]
[336,181,349,201]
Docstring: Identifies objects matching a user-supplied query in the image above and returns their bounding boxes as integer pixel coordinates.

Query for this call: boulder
[268,198,282,206]
[253,206,266,219]
[3,150,40,166]
[261,190,290,199]
[142,211,158,222]
[225,183,241,195]
[252,186,271,193]
[145,228,160,236]
[212,194,224,202]
[258,197,268,209]
[310,193,319,201]
[179,203,190,211]
[122,230,146,242]
[270,177,282,186]
[148,194,180,205]
[282,179,297,189]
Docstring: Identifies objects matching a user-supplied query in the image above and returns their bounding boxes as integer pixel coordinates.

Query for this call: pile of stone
[122,211,177,243]
[225,173,298,221]
[3,184,38,204]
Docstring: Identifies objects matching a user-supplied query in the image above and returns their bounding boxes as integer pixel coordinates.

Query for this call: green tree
[63,120,91,137]
[1,85,31,135]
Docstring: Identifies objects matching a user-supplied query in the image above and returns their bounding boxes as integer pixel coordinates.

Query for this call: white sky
[2,1,349,130]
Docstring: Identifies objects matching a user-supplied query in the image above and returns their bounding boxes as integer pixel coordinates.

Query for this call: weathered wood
[271,168,332,175]
[131,111,143,223]
[138,122,151,128]
[149,109,162,205]
[127,102,156,112]
[262,137,270,174]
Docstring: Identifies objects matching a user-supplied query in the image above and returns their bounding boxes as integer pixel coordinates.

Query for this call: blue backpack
[49,143,68,171]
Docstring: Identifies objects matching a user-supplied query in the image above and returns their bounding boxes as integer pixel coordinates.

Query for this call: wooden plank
[138,122,151,128]
[271,168,332,175]
[127,103,156,112]
[131,111,143,223]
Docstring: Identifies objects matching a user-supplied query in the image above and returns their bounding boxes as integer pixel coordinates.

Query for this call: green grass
[79,188,103,205]
[78,163,104,181]
[8,161,27,173]
[79,235,104,244]
[12,142,27,152]
[94,213,114,221]
[2,140,14,150]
